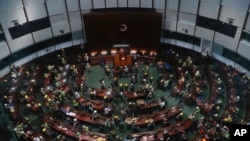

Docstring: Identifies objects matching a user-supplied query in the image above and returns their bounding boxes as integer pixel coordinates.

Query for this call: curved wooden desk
[44,115,108,141]
[124,91,146,100]
[89,88,115,100]
[138,98,162,110]
[125,105,181,126]
[90,55,113,66]
[77,96,114,112]
[60,106,111,126]
[130,118,192,140]
[219,64,239,122]
[200,65,219,114]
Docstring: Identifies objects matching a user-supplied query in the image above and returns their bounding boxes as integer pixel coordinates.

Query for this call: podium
[113,53,132,67]
[113,44,132,67]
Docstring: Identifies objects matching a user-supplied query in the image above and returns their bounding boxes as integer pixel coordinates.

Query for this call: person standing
[92,110,98,121]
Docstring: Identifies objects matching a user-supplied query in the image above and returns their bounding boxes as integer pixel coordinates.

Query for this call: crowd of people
[1,47,250,141]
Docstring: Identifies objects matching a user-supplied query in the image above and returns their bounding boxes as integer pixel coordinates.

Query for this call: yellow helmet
[26,103,32,108]
[42,128,46,132]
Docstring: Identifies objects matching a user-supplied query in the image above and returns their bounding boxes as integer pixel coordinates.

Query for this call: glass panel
[72,30,83,41]
[236,54,250,71]
[163,30,201,46]
[222,47,236,61]
[212,42,223,55]
[241,31,250,42]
